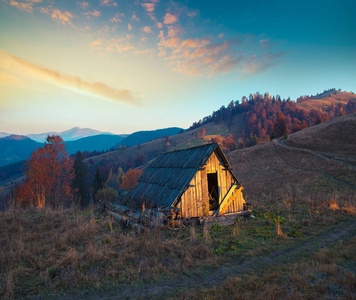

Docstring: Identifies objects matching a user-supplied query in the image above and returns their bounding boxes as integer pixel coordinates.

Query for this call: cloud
[128,23,132,31]
[51,9,73,25]
[100,0,117,6]
[239,51,285,75]
[141,2,155,12]
[160,34,283,77]
[77,1,89,9]
[173,38,210,53]
[163,12,178,24]
[141,26,152,33]
[110,12,123,23]
[0,50,140,105]
[85,10,101,18]
[187,10,197,17]
[131,13,139,21]
[8,0,33,13]
[158,37,181,48]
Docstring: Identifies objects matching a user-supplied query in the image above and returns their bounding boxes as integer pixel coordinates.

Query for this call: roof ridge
[165,142,217,154]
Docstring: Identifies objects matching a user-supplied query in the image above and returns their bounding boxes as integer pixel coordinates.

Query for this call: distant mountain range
[0,135,41,167]
[0,127,184,168]
[28,127,123,143]
[117,127,183,148]
[0,127,126,142]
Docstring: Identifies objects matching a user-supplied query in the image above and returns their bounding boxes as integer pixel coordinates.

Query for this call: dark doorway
[207,172,219,211]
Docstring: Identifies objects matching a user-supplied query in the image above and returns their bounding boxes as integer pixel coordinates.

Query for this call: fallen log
[108,211,146,234]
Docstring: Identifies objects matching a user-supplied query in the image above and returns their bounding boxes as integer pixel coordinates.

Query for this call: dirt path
[79,220,356,299]
[271,140,356,190]
[277,140,356,171]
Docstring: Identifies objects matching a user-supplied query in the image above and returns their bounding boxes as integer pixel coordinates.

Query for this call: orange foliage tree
[120,169,143,191]
[19,135,74,208]
[222,134,236,151]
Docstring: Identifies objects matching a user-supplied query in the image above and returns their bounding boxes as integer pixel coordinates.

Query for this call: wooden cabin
[131,143,245,218]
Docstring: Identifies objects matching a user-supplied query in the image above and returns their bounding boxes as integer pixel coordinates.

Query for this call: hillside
[0,135,42,167]
[117,127,183,148]
[296,89,356,113]
[227,113,356,201]
[65,134,125,154]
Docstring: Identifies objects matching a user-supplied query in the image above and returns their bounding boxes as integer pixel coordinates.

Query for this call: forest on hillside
[189,90,356,148]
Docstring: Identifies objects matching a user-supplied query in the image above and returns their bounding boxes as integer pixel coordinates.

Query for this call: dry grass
[0,207,215,298]
[176,235,356,299]
[227,113,356,202]
[0,191,354,298]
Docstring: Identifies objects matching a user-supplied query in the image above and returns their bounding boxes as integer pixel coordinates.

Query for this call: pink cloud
[0,50,139,104]
[77,1,89,9]
[187,10,197,17]
[175,38,210,52]
[39,7,49,14]
[141,2,155,12]
[190,40,231,59]
[239,51,285,75]
[100,0,117,6]
[163,12,178,24]
[8,0,33,13]
[131,13,140,21]
[85,10,101,18]
[110,13,123,22]
[128,23,132,31]
[141,26,152,33]
[159,37,181,48]
[51,9,73,25]
[167,26,181,38]
[211,56,243,74]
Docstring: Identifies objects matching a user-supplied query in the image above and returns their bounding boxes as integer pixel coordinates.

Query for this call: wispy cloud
[50,8,73,25]
[131,13,140,21]
[160,34,284,76]
[110,12,124,23]
[163,12,178,24]
[141,2,155,12]
[77,1,89,9]
[8,0,33,13]
[100,0,117,7]
[239,51,285,76]
[0,50,140,105]
[141,26,152,33]
[84,10,101,18]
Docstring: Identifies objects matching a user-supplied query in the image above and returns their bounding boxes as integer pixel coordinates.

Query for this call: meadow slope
[227,113,356,201]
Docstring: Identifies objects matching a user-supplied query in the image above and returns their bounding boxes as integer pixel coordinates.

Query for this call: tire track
[271,140,356,190]
[278,140,356,171]
[59,221,356,300]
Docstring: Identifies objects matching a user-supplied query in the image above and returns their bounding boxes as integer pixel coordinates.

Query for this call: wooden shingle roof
[131,143,236,207]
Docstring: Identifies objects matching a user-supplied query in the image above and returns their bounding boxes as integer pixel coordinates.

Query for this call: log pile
[101,201,252,232]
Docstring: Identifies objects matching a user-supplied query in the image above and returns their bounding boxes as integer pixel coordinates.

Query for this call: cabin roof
[130,143,239,207]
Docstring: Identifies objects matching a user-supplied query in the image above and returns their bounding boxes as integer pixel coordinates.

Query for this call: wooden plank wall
[178,150,245,218]
[224,188,245,213]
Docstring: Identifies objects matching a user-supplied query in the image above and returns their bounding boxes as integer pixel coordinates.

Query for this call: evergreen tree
[72,151,90,208]
[92,166,104,202]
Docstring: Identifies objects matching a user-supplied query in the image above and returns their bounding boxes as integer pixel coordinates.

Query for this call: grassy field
[0,194,355,299]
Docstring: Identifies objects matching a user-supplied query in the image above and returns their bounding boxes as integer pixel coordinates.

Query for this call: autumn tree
[273,112,287,138]
[20,135,73,208]
[222,134,236,151]
[72,151,90,207]
[120,169,143,191]
[200,127,206,138]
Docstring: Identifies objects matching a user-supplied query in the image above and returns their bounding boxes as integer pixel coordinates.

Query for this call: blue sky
[0,0,355,134]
